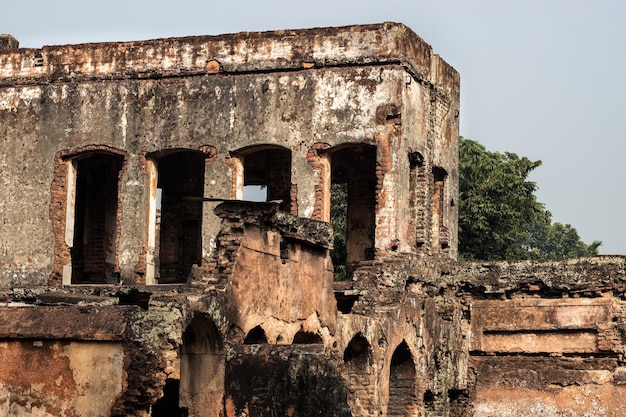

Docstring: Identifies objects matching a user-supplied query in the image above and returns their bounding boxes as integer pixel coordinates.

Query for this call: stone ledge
[0,305,135,340]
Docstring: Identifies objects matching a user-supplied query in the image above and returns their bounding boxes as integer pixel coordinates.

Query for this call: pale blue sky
[5,0,626,254]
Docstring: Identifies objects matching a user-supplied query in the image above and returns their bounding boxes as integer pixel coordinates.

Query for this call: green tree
[330,182,348,280]
[458,136,600,260]
[529,212,602,259]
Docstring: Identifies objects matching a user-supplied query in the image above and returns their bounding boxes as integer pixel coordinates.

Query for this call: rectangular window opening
[151,151,205,284]
[68,153,123,284]
[329,145,377,280]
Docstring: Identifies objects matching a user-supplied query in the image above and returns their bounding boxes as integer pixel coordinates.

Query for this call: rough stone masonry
[0,22,625,417]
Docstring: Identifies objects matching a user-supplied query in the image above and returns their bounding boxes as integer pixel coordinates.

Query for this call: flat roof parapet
[0,23,458,97]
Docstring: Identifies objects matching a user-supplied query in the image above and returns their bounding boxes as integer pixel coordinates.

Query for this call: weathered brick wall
[456,257,626,417]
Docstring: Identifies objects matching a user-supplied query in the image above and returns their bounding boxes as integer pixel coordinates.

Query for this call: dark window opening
[343,333,371,370]
[71,153,123,284]
[448,389,468,416]
[117,291,151,310]
[408,151,426,249]
[432,167,449,251]
[244,326,268,344]
[388,341,417,417]
[156,151,205,284]
[151,379,188,417]
[242,147,292,212]
[424,390,436,412]
[292,330,323,344]
[279,239,290,264]
[330,145,377,280]
[334,291,359,314]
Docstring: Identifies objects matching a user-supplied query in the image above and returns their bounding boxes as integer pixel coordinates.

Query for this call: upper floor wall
[0,23,460,287]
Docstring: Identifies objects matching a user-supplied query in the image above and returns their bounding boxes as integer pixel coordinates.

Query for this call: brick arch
[342,332,376,413]
[343,332,372,368]
[292,330,323,344]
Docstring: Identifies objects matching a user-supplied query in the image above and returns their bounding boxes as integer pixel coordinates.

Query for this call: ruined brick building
[1,22,625,417]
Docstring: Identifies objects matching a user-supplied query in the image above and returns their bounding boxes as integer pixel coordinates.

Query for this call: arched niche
[243,325,268,344]
[388,340,418,417]
[292,330,323,344]
[343,332,372,370]
[180,315,225,417]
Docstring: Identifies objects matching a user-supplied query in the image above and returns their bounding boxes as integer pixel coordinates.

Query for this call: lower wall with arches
[1,199,624,417]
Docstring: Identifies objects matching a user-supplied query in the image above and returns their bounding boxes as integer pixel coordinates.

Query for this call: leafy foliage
[330,182,348,280]
[458,137,601,260]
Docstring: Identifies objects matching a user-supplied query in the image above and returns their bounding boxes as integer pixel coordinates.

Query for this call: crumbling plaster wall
[0,340,124,417]
[0,22,500,417]
[0,67,411,284]
[2,204,625,416]
[0,303,174,417]
[0,22,459,287]
[400,53,460,258]
[332,256,470,416]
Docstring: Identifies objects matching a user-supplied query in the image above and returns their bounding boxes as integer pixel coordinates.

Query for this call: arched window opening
[292,330,323,344]
[232,146,292,213]
[153,151,205,284]
[432,167,449,253]
[329,144,377,280]
[69,152,124,284]
[388,341,418,417]
[180,315,225,416]
[243,326,268,344]
[343,333,372,370]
